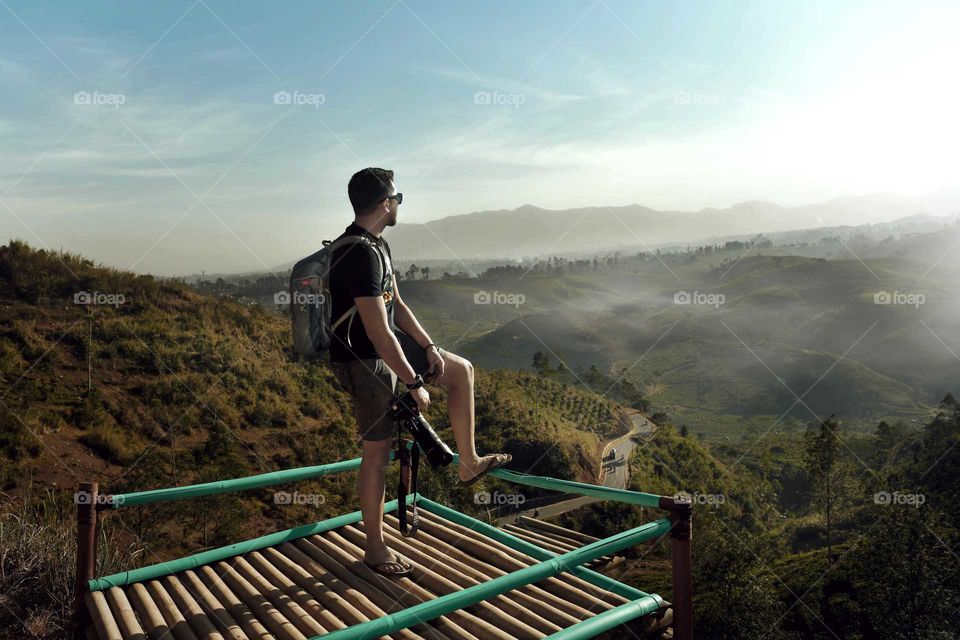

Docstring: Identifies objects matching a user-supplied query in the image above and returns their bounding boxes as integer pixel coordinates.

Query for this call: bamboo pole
[289,536,477,640]
[316,530,509,640]
[295,535,483,640]
[517,516,601,545]
[179,570,249,640]
[104,586,148,640]
[257,547,380,635]
[230,555,328,638]
[265,544,424,640]
[214,560,306,640]
[381,512,588,627]
[245,551,346,633]
[502,524,579,553]
[164,574,227,640]
[84,590,122,640]
[74,482,99,639]
[660,496,693,640]
[377,518,577,631]
[146,578,201,640]
[339,524,550,638]
[128,582,170,640]
[420,500,638,605]
[411,507,619,610]
[196,566,276,640]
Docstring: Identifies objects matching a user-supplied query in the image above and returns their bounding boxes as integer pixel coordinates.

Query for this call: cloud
[197,47,256,64]
[427,66,586,106]
[0,55,31,82]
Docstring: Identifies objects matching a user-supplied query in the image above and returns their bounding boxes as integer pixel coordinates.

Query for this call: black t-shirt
[328,221,396,362]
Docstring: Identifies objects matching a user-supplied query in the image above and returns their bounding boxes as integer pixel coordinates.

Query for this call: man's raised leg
[431,350,508,482]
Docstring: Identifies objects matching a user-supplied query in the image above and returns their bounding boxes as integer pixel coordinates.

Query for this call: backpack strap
[328,234,388,347]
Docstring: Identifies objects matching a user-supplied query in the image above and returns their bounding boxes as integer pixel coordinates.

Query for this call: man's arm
[392,274,434,349]
[354,294,418,385]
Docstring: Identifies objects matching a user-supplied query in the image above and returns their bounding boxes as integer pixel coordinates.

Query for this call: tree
[856,505,960,638]
[872,419,906,469]
[531,350,550,374]
[804,415,846,560]
[113,448,178,554]
[694,511,789,639]
[941,391,957,408]
[182,423,250,548]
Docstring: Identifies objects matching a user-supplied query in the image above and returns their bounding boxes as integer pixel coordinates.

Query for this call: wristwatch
[405,373,425,391]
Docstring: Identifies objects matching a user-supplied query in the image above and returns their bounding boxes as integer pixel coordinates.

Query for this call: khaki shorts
[330,329,443,446]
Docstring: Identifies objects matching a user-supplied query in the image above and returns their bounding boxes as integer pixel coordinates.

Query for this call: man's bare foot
[364,543,413,575]
[458,453,511,483]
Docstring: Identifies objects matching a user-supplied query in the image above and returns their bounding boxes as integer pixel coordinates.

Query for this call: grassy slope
[0,240,630,547]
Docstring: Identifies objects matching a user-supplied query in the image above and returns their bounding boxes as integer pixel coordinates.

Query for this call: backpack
[288,234,387,359]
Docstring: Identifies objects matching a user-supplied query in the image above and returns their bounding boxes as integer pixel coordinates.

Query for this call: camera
[391,391,453,468]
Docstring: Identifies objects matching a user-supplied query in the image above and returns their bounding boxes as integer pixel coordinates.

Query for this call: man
[328,167,512,577]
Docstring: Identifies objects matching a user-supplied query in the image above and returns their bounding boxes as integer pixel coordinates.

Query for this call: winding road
[496,409,656,525]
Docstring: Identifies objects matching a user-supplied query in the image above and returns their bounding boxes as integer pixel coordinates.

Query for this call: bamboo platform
[75,445,691,639]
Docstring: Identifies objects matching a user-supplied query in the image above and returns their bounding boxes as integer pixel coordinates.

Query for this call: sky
[1,0,959,275]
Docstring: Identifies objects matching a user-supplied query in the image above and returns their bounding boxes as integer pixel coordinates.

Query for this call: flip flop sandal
[458,453,513,487]
[364,555,414,577]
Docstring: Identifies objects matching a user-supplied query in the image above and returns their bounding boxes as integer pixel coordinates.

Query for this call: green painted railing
[543,598,668,639]
[104,444,662,511]
[449,452,665,509]
[106,446,412,508]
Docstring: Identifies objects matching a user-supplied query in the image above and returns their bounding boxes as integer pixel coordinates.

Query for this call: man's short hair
[348,167,394,213]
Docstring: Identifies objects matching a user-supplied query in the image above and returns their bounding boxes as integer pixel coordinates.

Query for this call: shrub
[78,423,141,465]
[0,489,136,639]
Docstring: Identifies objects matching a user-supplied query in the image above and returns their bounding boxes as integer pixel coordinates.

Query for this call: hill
[382,246,958,431]
[0,239,628,523]
[376,193,931,261]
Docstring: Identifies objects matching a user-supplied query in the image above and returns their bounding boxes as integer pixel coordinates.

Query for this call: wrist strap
[423,343,438,352]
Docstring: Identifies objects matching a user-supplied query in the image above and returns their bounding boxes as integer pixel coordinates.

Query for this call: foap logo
[74,291,126,307]
[874,491,925,507]
[273,90,325,108]
[275,290,325,306]
[73,91,126,108]
[873,291,925,308]
[274,490,325,506]
[674,290,725,308]
[474,290,525,308]
[673,90,725,106]
[74,491,120,506]
[473,90,526,109]
[474,491,526,506]
[677,490,726,507]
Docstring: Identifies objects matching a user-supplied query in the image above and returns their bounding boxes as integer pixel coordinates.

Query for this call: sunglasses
[380,192,403,205]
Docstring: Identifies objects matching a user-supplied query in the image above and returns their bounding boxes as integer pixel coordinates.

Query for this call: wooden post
[660,494,693,640]
[73,481,98,639]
